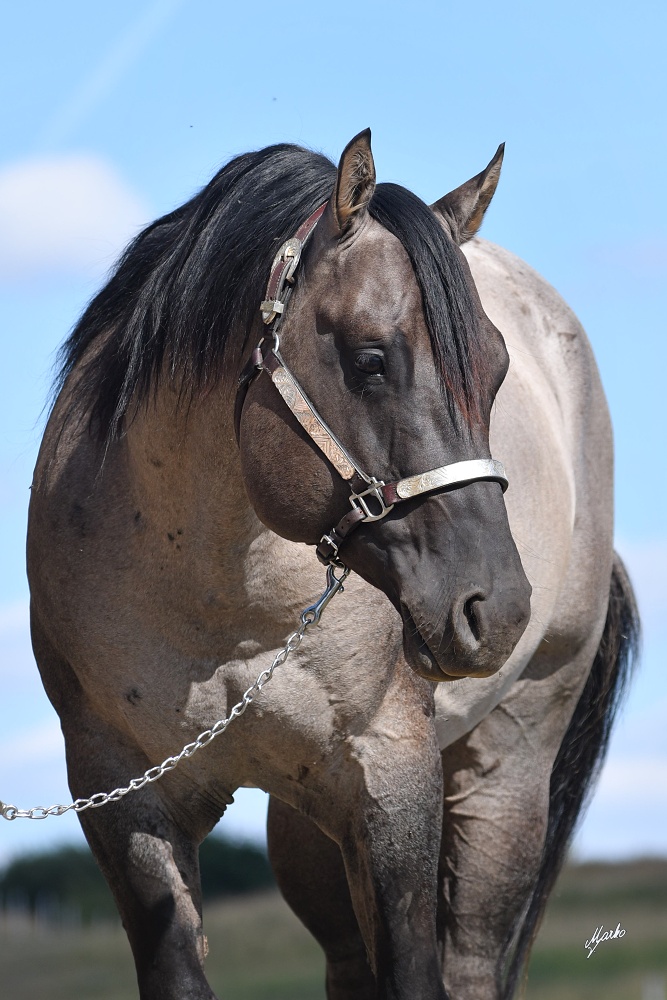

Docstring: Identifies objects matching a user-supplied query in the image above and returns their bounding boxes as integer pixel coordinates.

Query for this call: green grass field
[524,860,667,1000]
[1,860,665,999]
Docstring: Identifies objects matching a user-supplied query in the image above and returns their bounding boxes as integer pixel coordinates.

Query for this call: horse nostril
[463,596,482,643]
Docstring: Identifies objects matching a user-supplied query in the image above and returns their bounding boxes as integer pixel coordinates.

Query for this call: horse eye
[354,351,385,376]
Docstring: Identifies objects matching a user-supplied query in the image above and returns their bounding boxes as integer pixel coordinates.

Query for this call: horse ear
[431,143,504,245]
[332,128,376,233]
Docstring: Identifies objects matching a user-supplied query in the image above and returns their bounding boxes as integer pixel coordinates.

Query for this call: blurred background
[0,1,665,997]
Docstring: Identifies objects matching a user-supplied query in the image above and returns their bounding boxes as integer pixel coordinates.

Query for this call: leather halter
[235,202,509,567]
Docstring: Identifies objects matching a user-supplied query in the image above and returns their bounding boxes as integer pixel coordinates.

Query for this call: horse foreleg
[268,797,377,1000]
[437,654,594,1000]
[334,733,449,1000]
[63,713,215,1000]
[271,684,449,1000]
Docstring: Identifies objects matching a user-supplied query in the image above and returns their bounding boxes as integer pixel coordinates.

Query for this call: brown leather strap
[264,258,292,307]
[293,202,328,243]
[236,203,328,442]
[316,507,367,564]
[261,203,328,324]
[234,349,263,444]
[381,482,401,506]
[261,350,281,374]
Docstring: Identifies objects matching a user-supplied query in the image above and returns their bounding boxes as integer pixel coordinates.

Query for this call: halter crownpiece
[260,203,328,324]
[236,200,509,566]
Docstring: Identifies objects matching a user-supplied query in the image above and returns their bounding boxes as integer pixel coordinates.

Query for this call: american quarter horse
[24,131,638,999]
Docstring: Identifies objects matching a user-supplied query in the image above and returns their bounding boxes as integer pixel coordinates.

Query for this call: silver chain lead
[0,565,350,822]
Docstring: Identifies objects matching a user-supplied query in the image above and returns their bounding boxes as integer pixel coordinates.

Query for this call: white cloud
[0,154,150,283]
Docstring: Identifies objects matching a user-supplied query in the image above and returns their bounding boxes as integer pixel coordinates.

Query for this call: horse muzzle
[400,573,532,681]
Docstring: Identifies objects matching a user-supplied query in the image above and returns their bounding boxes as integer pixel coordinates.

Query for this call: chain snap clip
[301,565,350,626]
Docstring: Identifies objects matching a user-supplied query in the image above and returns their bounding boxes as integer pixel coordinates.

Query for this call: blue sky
[0,0,665,864]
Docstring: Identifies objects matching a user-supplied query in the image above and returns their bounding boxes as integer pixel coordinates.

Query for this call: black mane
[56,144,485,440]
[368,185,488,423]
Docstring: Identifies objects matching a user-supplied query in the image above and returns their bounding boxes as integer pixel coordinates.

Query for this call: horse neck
[125,378,261,563]
[122,376,325,638]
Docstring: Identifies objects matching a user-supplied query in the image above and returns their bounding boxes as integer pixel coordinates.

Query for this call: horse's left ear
[431,143,504,245]
[332,128,376,233]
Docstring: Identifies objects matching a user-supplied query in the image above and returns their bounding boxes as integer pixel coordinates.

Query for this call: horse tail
[501,551,640,999]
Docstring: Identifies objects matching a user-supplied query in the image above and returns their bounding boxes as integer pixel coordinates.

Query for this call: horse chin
[400,610,503,683]
[400,610,452,681]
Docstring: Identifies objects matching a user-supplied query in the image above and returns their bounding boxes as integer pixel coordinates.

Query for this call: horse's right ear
[331,129,376,234]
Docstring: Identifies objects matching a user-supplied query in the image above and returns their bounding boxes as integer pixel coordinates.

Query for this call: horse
[23,130,638,1000]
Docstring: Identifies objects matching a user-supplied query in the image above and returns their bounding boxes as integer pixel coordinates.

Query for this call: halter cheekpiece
[235,201,509,566]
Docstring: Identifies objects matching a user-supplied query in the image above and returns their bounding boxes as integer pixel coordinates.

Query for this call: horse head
[239,130,531,681]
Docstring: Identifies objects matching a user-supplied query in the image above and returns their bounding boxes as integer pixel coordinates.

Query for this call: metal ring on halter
[348,478,394,522]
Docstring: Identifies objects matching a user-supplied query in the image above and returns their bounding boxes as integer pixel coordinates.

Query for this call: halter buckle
[349,479,394,522]
[261,237,303,324]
